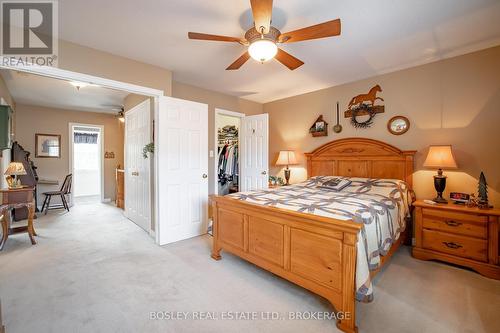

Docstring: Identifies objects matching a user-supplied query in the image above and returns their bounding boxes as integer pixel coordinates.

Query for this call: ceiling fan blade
[226,52,251,70]
[279,19,341,43]
[188,32,244,43]
[275,48,304,70]
[250,0,273,34]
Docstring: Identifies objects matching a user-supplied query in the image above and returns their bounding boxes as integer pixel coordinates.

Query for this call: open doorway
[0,60,214,246]
[214,110,270,194]
[69,124,104,205]
[0,66,153,237]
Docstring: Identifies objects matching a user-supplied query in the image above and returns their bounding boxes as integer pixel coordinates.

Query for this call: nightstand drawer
[422,209,487,239]
[422,229,487,262]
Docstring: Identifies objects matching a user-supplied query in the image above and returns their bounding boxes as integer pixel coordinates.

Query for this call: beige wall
[172,81,263,194]
[59,40,172,95]
[264,46,500,207]
[14,104,124,203]
[124,94,151,112]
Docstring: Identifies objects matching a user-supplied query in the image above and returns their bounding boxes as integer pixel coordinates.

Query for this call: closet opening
[215,109,244,195]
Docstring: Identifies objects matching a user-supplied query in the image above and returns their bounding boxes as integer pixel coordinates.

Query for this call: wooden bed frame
[210,138,416,333]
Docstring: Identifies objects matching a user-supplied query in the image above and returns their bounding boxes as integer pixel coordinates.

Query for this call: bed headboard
[305,138,416,188]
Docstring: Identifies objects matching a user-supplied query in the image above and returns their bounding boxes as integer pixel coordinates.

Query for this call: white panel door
[157,96,208,245]
[125,99,151,232]
[240,114,269,191]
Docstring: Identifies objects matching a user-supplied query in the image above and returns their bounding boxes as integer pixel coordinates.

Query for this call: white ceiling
[0,69,128,113]
[58,0,500,103]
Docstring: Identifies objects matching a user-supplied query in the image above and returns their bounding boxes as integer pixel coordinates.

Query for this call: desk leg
[32,207,38,236]
[27,205,36,245]
[0,213,7,251]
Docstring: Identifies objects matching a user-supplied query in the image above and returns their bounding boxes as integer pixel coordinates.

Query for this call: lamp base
[432,196,448,204]
[6,175,23,189]
[284,168,291,186]
[433,174,448,204]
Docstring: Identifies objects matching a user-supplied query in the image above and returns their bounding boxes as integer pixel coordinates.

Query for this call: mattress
[228,176,414,302]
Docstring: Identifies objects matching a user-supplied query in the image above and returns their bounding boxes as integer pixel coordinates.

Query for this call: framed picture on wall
[35,133,61,158]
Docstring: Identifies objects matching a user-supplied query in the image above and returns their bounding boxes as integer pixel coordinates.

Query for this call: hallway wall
[14,104,124,203]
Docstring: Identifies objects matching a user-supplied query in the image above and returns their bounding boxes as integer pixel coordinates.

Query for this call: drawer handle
[445,220,462,227]
[442,242,463,249]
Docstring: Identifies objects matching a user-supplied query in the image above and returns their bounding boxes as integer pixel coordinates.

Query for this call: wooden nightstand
[412,200,500,279]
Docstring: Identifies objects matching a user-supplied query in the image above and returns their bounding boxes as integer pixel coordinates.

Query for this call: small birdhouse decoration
[309,115,328,137]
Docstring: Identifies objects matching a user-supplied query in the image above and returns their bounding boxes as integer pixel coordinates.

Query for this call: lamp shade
[423,145,458,169]
[276,151,298,166]
[4,162,27,176]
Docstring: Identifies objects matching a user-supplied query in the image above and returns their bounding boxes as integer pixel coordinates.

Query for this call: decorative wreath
[351,104,376,129]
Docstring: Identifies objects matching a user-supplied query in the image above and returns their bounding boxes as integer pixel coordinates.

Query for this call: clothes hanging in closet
[218,144,238,179]
[218,125,239,195]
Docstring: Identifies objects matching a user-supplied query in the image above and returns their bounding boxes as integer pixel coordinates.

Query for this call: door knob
[261,171,267,175]
[202,174,208,178]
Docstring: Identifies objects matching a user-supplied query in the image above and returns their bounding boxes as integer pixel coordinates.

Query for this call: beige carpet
[0,202,499,333]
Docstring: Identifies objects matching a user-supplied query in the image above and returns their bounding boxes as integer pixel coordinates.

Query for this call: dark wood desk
[0,187,36,251]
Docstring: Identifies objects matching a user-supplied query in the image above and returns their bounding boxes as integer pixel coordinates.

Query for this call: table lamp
[423,145,458,204]
[4,162,27,189]
[276,150,298,185]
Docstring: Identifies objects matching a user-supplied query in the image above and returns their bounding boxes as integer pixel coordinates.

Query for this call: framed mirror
[387,116,410,135]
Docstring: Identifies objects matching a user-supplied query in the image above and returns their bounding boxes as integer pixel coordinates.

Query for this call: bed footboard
[211,195,362,333]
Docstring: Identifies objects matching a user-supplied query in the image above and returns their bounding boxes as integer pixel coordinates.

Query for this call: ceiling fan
[188,0,341,70]
[101,104,125,121]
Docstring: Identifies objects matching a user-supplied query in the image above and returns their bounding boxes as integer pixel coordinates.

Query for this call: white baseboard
[103,198,112,203]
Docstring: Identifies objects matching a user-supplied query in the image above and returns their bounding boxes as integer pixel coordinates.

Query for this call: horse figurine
[348,85,384,110]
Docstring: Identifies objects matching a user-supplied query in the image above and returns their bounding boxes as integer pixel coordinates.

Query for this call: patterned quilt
[228,176,414,302]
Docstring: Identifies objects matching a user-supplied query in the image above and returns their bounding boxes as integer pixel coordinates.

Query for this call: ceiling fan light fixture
[187,1,341,70]
[248,39,278,63]
[118,110,125,122]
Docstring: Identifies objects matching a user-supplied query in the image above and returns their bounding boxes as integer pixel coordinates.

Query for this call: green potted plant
[143,142,154,159]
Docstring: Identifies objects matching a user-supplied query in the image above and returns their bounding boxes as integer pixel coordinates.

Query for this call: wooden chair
[41,174,72,214]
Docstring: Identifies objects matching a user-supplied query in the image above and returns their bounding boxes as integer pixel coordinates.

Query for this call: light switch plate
[209,150,214,158]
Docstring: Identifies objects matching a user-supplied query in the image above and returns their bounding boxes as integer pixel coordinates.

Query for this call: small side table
[0,187,37,251]
[412,200,500,279]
